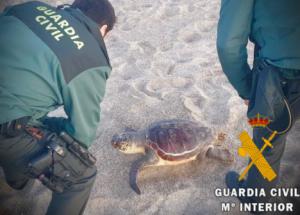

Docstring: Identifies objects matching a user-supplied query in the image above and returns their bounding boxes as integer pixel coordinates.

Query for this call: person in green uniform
[0,0,116,214]
[217,0,300,210]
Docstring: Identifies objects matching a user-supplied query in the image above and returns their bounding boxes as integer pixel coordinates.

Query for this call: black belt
[0,116,30,138]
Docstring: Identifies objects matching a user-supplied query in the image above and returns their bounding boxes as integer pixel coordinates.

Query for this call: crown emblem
[248,113,271,128]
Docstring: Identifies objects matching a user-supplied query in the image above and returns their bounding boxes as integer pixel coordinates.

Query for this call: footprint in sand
[196,77,232,100]
[198,21,215,33]
[169,51,194,64]
[120,25,132,32]
[170,77,194,89]
[132,80,161,99]
[157,3,180,20]
[141,3,153,9]
[182,32,202,44]
[171,64,200,76]
[187,3,196,12]
[159,41,173,52]
[119,64,141,80]
[132,78,194,100]
[183,95,207,121]
[120,17,140,32]
[166,64,176,75]
[138,41,156,56]
[107,39,130,57]
[147,77,193,92]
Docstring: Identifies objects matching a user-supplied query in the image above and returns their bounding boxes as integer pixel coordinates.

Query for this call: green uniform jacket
[217,0,300,99]
[0,1,112,148]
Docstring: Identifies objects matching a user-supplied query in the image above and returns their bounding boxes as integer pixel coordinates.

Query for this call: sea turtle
[111,119,234,194]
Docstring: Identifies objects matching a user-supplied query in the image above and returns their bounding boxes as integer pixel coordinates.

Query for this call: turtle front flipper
[205,146,234,164]
[129,150,157,195]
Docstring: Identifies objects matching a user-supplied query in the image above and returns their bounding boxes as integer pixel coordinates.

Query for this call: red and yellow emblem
[248,113,271,128]
[238,114,277,182]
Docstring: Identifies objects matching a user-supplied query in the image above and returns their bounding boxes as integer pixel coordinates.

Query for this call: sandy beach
[0,0,299,214]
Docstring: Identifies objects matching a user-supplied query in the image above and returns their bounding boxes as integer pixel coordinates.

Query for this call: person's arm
[62,66,111,148]
[217,0,254,99]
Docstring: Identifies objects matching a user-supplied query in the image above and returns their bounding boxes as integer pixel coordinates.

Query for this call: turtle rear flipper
[205,146,234,164]
[129,150,157,195]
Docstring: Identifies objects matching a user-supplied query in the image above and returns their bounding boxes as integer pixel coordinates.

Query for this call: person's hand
[244,100,249,106]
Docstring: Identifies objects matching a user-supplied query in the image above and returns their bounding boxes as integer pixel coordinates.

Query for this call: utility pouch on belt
[27,131,96,193]
[247,60,293,134]
[27,134,65,192]
[59,132,97,167]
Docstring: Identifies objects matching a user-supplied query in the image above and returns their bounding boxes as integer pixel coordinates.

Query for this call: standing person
[0,0,116,214]
[217,0,300,207]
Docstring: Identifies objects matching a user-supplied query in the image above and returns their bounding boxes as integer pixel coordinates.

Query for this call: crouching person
[0,0,116,214]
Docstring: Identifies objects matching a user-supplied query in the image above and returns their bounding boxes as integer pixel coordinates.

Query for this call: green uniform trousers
[0,129,97,215]
[245,68,300,203]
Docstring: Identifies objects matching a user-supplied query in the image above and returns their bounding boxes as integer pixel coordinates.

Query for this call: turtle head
[111,130,145,154]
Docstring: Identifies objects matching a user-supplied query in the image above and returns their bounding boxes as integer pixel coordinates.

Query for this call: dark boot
[225,171,250,203]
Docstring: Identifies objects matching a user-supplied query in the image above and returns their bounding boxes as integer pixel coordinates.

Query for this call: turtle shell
[146,120,212,161]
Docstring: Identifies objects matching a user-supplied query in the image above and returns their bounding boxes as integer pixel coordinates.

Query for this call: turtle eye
[121,135,128,141]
